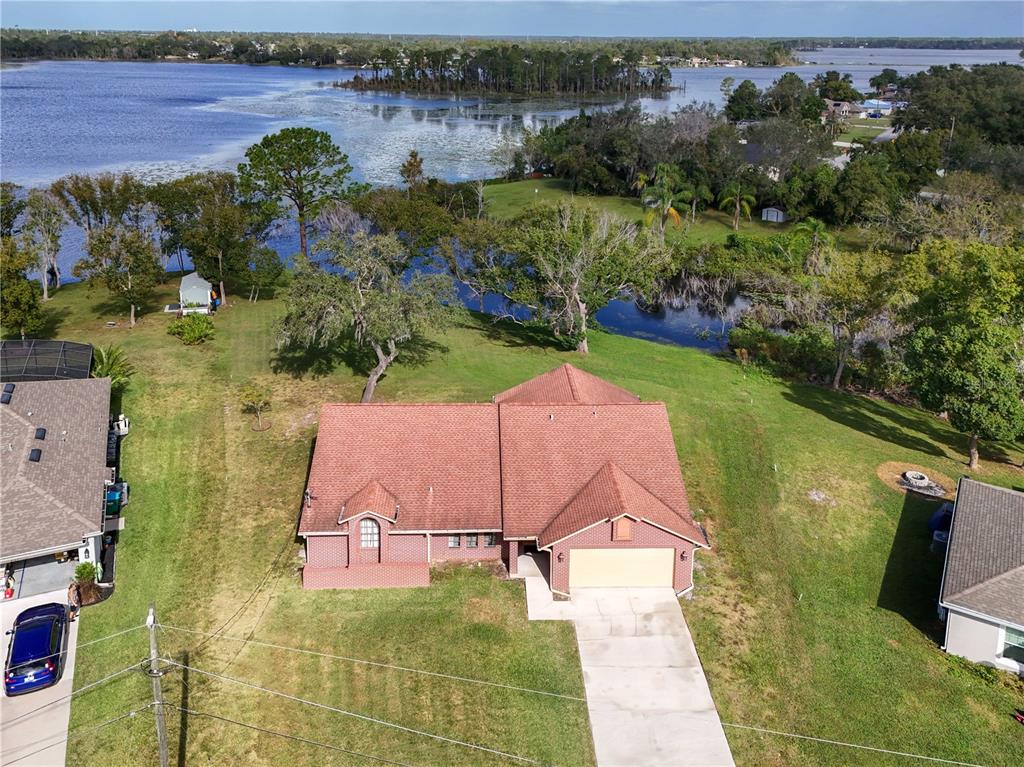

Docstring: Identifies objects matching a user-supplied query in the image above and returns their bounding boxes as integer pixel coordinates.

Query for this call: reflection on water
[3,48,1018,349]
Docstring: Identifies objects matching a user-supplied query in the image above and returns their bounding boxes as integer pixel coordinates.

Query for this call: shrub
[74,562,97,583]
[729,319,835,382]
[91,345,134,390]
[168,314,215,345]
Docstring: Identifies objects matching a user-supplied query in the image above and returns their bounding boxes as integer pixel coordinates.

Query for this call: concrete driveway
[572,589,734,767]
[0,589,78,767]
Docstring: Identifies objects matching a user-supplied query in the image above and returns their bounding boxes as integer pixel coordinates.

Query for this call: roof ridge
[950,562,1024,601]
[603,462,631,516]
[563,364,582,402]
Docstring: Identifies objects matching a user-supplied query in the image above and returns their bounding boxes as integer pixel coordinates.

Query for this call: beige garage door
[568,548,675,588]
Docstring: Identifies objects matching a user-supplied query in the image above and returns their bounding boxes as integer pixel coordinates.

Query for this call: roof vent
[28,448,42,463]
[2,383,13,393]
[35,428,47,440]
[548,413,554,421]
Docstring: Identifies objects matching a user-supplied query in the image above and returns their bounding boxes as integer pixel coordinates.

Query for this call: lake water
[2,47,1019,348]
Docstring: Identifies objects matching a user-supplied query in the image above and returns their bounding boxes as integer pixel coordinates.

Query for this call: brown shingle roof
[299,368,706,550]
[493,363,640,405]
[499,402,694,539]
[941,479,1024,627]
[538,462,706,548]
[300,404,502,534]
[0,378,111,563]
[339,481,400,523]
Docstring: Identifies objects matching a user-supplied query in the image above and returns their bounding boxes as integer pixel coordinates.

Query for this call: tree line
[337,44,671,96]
[0,28,799,70]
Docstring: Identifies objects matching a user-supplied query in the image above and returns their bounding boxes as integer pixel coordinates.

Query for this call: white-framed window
[484,533,497,547]
[448,535,460,548]
[466,534,478,548]
[1003,626,1024,664]
[360,518,380,548]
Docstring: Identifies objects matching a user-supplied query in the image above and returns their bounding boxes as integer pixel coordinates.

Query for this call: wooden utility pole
[146,605,170,767]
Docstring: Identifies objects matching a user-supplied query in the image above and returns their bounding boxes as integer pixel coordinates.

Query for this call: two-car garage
[567,548,676,589]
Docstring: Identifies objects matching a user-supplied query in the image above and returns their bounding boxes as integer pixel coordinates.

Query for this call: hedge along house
[299,364,709,593]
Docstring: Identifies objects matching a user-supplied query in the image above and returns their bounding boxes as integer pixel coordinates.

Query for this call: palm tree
[642,183,683,235]
[91,345,134,391]
[630,172,650,196]
[717,183,756,231]
[677,181,713,225]
[793,216,835,275]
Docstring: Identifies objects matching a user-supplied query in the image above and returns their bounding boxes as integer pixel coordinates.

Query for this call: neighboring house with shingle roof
[299,364,709,593]
[939,478,1024,676]
[0,378,111,569]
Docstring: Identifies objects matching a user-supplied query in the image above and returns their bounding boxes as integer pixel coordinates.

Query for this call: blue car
[4,603,69,696]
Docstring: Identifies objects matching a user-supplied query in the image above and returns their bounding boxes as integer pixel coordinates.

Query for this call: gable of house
[493,363,640,405]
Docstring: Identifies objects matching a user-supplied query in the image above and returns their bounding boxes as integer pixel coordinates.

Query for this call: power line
[165,703,420,767]
[3,702,153,766]
[722,722,988,767]
[157,622,585,702]
[160,658,551,766]
[0,658,149,727]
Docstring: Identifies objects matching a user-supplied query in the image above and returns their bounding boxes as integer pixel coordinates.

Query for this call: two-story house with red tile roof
[299,364,709,594]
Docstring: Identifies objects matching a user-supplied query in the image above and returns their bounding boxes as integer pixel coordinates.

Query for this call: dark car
[4,603,69,696]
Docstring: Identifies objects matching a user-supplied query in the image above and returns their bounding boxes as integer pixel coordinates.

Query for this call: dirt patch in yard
[875,461,956,500]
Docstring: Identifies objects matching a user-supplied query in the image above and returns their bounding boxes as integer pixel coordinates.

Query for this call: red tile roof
[493,363,640,404]
[538,462,706,548]
[299,366,705,549]
[339,481,400,523]
[300,404,501,534]
[498,402,695,539]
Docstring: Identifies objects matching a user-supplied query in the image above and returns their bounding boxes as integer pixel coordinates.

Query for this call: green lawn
[484,178,788,244]
[35,279,1024,766]
[483,178,869,249]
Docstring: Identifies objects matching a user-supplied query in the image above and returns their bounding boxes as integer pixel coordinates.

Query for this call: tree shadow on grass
[36,305,71,339]
[270,333,448,381]
[782,383,947,458]
[470,313,567,352]
[877,491,948,644]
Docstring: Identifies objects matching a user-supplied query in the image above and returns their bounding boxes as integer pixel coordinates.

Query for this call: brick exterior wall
[506,540,520,576]
[429,533,502,563]
[547,519,696,595]
[302,528,499,589]
[306,536,349,567]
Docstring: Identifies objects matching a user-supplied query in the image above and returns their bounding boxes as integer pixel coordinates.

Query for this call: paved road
[0,590,78,767]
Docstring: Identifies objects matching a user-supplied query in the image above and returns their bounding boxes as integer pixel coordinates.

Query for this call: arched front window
[360,518,380,549]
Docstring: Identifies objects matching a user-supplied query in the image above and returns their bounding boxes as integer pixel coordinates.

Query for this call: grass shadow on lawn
[876,491,948,644]
[782,383,948,458]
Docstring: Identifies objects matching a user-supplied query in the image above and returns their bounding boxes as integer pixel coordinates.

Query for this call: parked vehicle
[3,603,69,696]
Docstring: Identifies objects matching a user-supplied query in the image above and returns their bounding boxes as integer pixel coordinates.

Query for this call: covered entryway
[568,548,674,589]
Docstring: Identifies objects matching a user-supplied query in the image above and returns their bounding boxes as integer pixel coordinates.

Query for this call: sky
[1,1,1022,38]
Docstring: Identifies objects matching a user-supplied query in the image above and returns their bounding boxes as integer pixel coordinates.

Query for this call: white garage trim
[569,548,675,589]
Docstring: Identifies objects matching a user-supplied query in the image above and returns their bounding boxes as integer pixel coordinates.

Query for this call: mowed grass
[35,278,1024,766]
[484,178,868,249]
[54,282,591,767]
